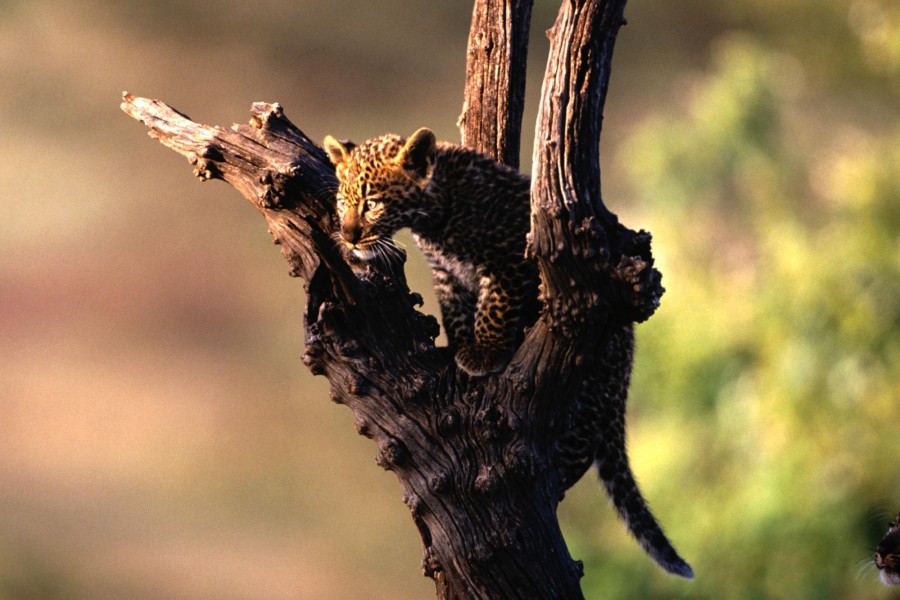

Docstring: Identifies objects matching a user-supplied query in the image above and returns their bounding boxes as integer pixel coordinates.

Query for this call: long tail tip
[664,559,694,579]
[640,525,694,579]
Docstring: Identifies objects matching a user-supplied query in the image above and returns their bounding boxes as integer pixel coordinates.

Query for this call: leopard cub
[324,128,694,578]
[323,128,537,376]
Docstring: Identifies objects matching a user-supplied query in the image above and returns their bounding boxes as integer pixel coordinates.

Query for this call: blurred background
[1,0,898,598]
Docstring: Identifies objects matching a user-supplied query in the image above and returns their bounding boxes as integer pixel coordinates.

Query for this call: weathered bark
[459,0,533,166]
[122,0,662,597]
[529,0,660,329]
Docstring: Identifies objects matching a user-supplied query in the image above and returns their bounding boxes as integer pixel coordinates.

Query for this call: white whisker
[376,237,406,262]
[854,556,877,581]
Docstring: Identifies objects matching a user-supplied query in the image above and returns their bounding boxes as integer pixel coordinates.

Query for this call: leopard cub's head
[323,128,436,261]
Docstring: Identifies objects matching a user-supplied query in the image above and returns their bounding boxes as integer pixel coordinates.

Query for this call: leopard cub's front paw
[455,343,509,376]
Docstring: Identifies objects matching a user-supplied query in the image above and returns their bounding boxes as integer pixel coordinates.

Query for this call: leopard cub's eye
[335,196,346,211]
[366,199,382,211]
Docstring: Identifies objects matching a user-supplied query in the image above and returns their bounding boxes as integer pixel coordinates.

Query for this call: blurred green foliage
[563,4,899,598]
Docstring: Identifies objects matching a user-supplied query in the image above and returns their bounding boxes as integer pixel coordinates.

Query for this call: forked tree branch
[122,0,662,597]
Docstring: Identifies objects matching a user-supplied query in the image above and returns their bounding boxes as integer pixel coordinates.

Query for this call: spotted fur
[876,514,900,586]
[559,325,693,578]
[323,128,692,577]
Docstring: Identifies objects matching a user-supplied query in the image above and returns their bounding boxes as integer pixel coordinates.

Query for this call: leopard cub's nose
[341,223,362,244]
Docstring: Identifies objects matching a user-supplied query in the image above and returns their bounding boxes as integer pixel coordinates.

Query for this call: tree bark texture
[459,0,533,167]
[529,0,659,329]
[122,0,662,598]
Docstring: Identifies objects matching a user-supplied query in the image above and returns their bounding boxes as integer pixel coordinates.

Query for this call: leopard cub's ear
[397,127,436,182]
[323,135,356,166]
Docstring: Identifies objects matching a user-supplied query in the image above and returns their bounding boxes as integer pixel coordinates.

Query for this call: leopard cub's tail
[595,448,694,579]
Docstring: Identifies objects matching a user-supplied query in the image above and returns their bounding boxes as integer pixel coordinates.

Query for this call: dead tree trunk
[459,0,533,167]
[122,0,663,597]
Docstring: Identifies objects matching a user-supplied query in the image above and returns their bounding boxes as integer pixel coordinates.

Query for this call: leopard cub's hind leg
[455,273,519,376]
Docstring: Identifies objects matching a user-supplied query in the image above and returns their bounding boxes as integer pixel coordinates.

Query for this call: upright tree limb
[122,0,664,597]
[529,0,661,331]
[459,0,533,166]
